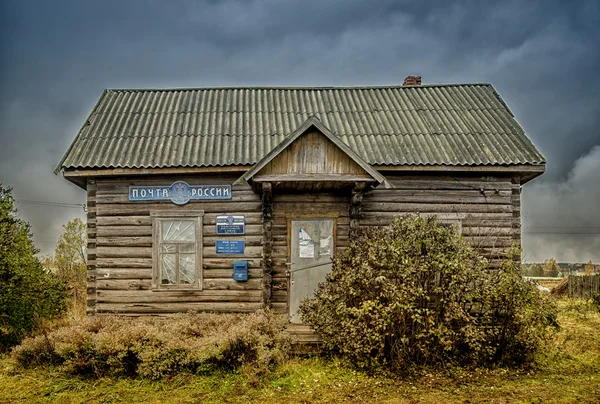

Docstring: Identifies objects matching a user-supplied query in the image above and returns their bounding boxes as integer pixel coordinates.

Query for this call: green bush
[0,185,67,350]
[300,215,558,372]
[591,293,600,312]
[481,254,559,365]
[12,310,291,380]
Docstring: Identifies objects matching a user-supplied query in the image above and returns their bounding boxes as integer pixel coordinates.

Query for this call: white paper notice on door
[298,227,315,258]
[320,236,331,256]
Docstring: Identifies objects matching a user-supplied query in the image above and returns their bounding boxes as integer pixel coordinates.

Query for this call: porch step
[286,323,323,354]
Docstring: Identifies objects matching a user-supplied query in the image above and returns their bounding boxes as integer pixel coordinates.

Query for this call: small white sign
[216,215,245,234]
[298,227,315,258]
[320,236,331,256]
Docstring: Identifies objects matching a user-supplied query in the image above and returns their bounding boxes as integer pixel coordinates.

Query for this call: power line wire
[525,226,600,229]
[524,226,600,234]
[15,199,86,210]
[524,232,600,235]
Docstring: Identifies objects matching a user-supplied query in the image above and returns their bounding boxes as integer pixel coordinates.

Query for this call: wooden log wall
[361,173,521,269]
[88,174,264,315]
[86,179,98,315]
[511,177,522,263]
[270,191,351,314]
[87,171,524,315]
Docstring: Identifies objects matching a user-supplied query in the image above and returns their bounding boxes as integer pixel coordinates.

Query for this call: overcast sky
[0,0,599,262]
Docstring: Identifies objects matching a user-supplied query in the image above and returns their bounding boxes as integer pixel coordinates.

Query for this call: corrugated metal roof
[58,84,545,170]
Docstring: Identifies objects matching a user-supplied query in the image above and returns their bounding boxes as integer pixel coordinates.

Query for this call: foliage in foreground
[0,185,67,351]
[300,215,559,372]
[12,310,290,380]
[2,299,599,404]
[591,292,600,311]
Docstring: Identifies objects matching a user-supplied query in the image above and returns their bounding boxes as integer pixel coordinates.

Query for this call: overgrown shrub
[300,215,558,372]
[0,185,67,350]
[480,253,559,365]
[12,310,291,380]
[591,293,600,312]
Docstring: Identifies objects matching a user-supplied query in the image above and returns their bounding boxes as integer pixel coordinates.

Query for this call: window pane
[162,220,195,241]
[180,243,195,253]
[180,254,195,284]
[161,243,176,253]
[161,254,177,284]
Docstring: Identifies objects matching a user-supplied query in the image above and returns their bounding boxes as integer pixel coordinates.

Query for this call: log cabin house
[56,77,545,320]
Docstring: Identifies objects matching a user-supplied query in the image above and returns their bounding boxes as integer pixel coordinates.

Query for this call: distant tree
[52,218,87,315]
[0,185,67,350]
[584,260,594,275]
[542,258,560,277]
[529,263,543,277]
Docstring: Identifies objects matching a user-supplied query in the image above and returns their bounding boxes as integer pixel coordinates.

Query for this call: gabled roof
[236,116,389,186]
[56,84,545,172]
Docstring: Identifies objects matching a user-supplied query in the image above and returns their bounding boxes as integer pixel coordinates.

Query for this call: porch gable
[236,116,390,190]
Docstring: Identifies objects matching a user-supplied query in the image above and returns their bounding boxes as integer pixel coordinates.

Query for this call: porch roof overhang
[235,116,391,191]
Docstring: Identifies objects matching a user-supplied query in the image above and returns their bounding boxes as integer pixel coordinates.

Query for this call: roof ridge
[105,83,493,92]
[82,131,519,140]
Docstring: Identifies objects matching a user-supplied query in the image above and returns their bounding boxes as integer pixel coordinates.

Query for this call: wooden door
[289,218,334,323]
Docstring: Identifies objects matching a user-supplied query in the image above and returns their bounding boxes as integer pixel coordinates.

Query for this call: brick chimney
[403,75,422,86]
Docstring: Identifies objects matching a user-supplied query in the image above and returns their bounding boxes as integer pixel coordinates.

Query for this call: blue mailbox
[233,261,248,282]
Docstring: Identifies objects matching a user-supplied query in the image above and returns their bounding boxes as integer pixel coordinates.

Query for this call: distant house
[56,77,545,319]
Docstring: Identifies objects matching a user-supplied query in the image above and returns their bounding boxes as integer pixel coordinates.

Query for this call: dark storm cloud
[522,146,600,262]
[0,0,599,260]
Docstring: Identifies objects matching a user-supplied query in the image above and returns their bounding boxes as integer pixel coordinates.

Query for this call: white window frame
[151,210,204,291]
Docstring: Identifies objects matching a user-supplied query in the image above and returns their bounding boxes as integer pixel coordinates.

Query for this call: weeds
[11,310,291,380]
[591,292,600,311]
[1,299,599,403]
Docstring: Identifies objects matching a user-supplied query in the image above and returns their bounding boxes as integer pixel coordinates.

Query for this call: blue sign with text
[129,181,231,205]
[216,240,245,254]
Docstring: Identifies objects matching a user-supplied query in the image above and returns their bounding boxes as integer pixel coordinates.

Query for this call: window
[151,211,203,290]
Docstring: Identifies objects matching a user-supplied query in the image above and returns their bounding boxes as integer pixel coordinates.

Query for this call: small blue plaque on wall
[216,240,245,254]
[216,216,245,235]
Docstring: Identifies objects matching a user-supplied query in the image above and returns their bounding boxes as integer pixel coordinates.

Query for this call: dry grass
[11,310,291,380]
[551,277,569,295]
[1,298,599,404]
